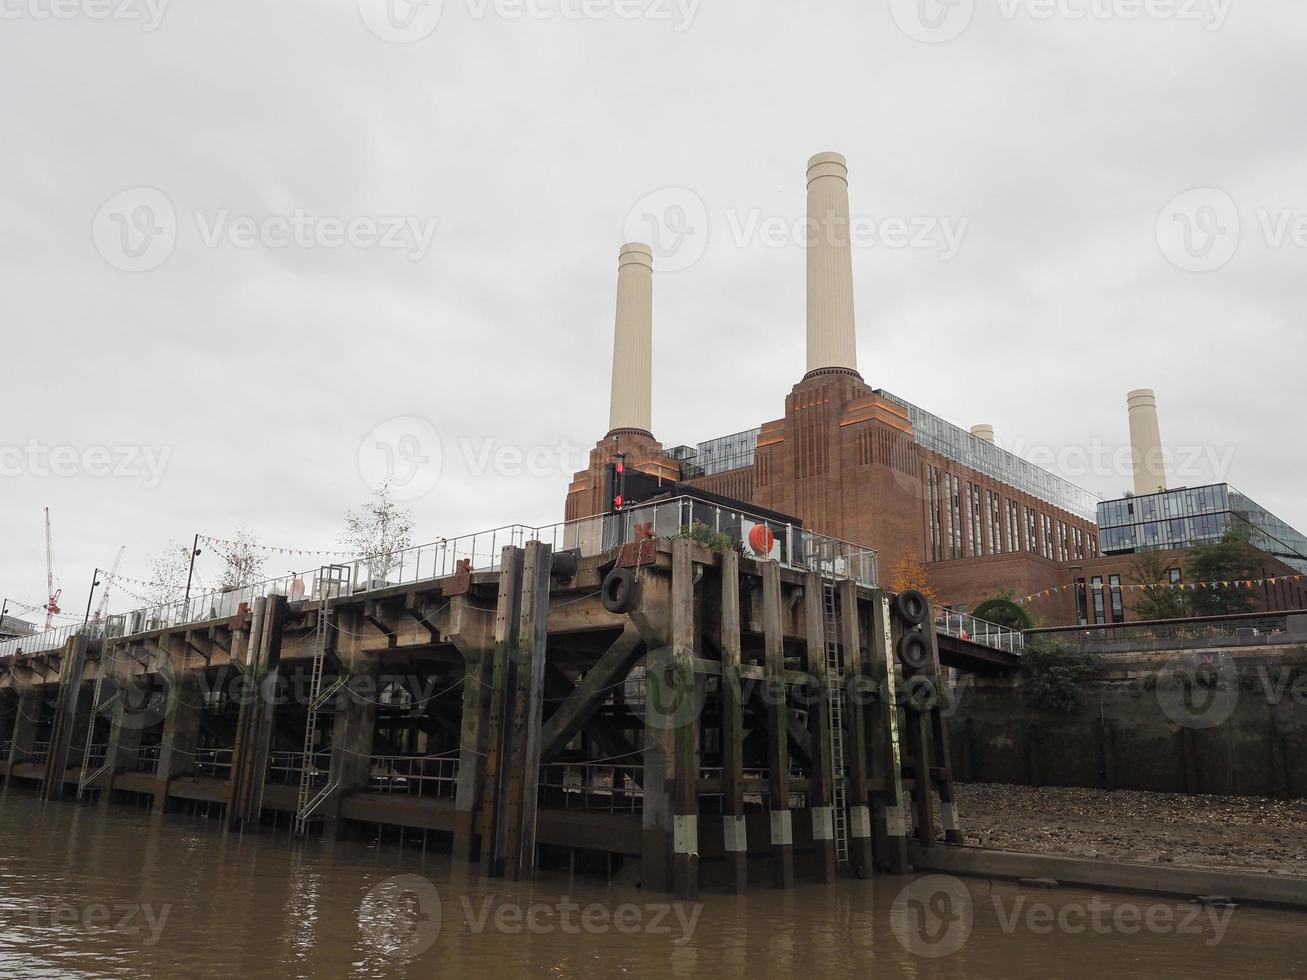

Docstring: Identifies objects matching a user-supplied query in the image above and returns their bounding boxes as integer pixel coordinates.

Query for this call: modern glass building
[1097,484,1307,574]
[877,390,1100,521]
[667,428,762,480]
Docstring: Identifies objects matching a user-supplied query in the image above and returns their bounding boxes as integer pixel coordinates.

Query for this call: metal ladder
[822,579,850,866]
[294,565,350,836]
[76,650,121,800]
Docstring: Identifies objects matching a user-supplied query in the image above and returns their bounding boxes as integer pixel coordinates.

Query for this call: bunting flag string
[198,534,359,560]
[1012,574,1306,605]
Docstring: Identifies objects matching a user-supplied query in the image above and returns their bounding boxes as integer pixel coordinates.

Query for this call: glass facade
[1097,483,1307,574]
[667,427,762,479]
[877,390,1100,520]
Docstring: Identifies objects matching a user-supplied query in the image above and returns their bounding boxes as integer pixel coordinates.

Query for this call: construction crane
[44,507,62,629]
[92,547,126,623]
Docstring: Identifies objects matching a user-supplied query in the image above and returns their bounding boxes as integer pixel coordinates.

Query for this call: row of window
[926,465,1099,563]
[1072,568,1181,625]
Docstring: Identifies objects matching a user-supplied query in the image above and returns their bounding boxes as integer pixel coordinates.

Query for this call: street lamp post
[184,534,203,604]
[83,568,103,626]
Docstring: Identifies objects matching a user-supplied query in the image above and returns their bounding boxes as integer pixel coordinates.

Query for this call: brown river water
[0,789,1304,978]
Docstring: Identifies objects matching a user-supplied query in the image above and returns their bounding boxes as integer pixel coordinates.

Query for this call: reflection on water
[0,789,1304,978]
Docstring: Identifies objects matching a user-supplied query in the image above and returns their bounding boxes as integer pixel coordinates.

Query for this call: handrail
[936,609,1026,655]
[2,498,882,658]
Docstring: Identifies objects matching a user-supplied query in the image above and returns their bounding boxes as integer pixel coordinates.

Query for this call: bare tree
[340,484,415,583]
[145,542,193,606]
[216,528,268,591]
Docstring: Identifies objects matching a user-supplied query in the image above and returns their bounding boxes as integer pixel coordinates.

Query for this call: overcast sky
[2,0,1303,621]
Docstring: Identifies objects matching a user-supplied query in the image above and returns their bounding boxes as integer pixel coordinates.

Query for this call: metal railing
[25,740,51,766]
[268,749,331,786]
[936,610,1026,655]
[538,762,644,813]
[1028,610,1305,654]
[79,742,109,771]
[367,754,459,801]
[135,743,160,774]
[194,747,235,781]
[0,497,880,659]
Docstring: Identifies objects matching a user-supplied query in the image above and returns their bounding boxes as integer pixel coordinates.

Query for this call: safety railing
[1028,610,1304,654]
[194,747,235,781]
[538,762,644,814]
[936,609,1026,655]
[79,742,109,771]
[267,749,331,786]
[367,753,459,801]
[3,497,881,658]
[696,765,810,811]
[135,743,160,774]
[25,740,51,766]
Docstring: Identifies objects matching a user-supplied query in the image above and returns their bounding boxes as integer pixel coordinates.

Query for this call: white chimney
[608,243,654,436]
[971,424,995,444]
[1127,388,1167,495]
[806,152,859,377]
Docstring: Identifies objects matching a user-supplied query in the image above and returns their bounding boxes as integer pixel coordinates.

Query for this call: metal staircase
[294,565,350,835]
[822,579,849,867]
[77,651,121,800]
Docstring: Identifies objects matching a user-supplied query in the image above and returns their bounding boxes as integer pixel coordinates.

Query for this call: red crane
[44,507,62,629]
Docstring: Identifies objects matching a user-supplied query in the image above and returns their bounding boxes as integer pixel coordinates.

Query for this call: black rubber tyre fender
[894,589,930,627]
[897,631,931,672]
[601,567,639,614]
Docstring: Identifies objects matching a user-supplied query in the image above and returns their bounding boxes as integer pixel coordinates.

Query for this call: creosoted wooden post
[669,538,700,900]
[868,590,909,873]
[838,581,874,876]
[42,634,90,800]
[803,571,836,883]
[503,540,552,880]
[719,549,748,892]
[480,547,525,875]
[761,561,793,889]
[454,550,519,863]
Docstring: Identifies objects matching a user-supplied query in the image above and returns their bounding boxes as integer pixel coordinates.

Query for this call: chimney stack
[805,152,860,378]
[608,243,654,437]
[971,424,995,444]
[1127,388,1167,495]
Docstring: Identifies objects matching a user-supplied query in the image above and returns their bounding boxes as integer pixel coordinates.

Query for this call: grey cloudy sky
[2,0,1303,619]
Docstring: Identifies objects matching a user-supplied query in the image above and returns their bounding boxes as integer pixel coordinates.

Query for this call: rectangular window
[1026,507,1037,554]
[1109,574,1125,623]
[927,465,941,562]
[1007,499,1020,553]
[1168,567,1183,585]
[1091,576,1105,624]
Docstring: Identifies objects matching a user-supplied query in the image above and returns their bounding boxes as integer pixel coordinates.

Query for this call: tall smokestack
[1127,388,1167,495]
[971,424,995,444]
[806,152,859,378]
[608,243,654,436]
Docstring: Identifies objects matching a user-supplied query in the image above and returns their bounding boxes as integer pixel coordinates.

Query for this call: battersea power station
[567,153,1307,626]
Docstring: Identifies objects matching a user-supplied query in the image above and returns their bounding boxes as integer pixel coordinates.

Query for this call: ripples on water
[0,791,1303,978]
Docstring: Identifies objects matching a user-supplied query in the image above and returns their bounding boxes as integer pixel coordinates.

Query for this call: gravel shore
[955,783,1307,878]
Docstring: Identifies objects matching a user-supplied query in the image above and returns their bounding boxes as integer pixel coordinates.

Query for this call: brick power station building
[566,153,1307,626]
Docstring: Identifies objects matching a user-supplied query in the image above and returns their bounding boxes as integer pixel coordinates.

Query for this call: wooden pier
[0,535,981,896]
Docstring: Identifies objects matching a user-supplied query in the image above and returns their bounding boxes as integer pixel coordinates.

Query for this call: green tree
[1020,638,1102,713]
[1129,552,1187,621]
[973,594,1034,631]
[1187,531,1259,617]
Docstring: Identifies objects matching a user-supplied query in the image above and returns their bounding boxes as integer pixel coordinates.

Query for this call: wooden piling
[761,561,793,889]
[719,549,749,892]
[802,571,837,883]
